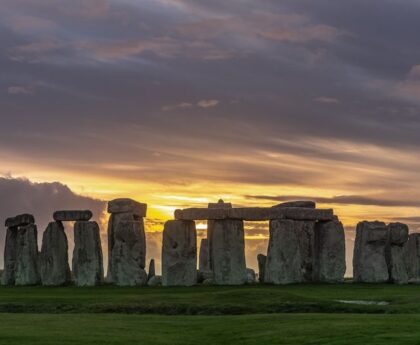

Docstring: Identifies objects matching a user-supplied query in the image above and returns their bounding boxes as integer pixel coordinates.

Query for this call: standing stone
[257,254,266,283]
[295,221,316,282]
[211,219,247,285]
[2,227,18,285]
[404,233,420,283]
[40,222,70,286]
[162,220,197,287]
[15,224,40,285]
[110,219,147,286]
[314,219,346,283]
[246,268,256,283]
[199,238,210,272]
[72,221,104,286]
[265,219,303,285]
[386,222,409,284]
[353,221,389,283]
[148,259,156,281]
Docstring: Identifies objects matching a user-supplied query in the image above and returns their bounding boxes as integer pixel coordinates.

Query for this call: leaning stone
[314,220,346,283]
[147,275,162,287]
[257,254,266,283]
[265,219,303,284]
[107,198,147,217]
[5,214,35,228]
[199,239,210,271]
[1,227,18,285]
[295,221,316,282]
[148,259,156,281]
[404,233,420,283]
[386,222,409,284]
[246,268,256,283]
[40,221,71,286]
[15,224,40,285]
[275,201,316,209]
[53,210,92,222]
[353,221,389,283]
[211,219,247,285]
[110,219,147,286]
[162,220,197,287]
[72,221,104,286]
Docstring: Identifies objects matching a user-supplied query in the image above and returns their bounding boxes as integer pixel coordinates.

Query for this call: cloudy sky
[2,0,420,274]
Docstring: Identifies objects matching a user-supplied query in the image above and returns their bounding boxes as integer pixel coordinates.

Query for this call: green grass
[1,284,420,344]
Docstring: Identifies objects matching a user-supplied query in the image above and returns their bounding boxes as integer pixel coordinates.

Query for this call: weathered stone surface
[295,221,316,282]
[314,220,346,283]
[5,214,34,228]
[72,221,103,286]
[203,278,214,285]
[110,219,147,286]
[40,222,70,286]
[404,233,420,283]
[197,270,213,283]
[147,275,162,287]
[175,207,333,221]
[265,220,303,285]
[199,239,210,271]
[148,259,155,281]
[162,220,197,287]
[386,222,409,284]
[275,201,316,209]
[246,268,256,283]
[1,228,18,285]
[53,210,92,222]
[107,198,147,217]
[257,254,266,283]
[353,221,389,283]
[211,219,247,285]
[15,224,40,285]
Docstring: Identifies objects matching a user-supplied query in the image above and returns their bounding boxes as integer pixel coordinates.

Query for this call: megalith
[199,238,210,272]
[386,222,409,284]
[353,221,389,283]
[162,220,197,286]
[257,254,266,283]
[15,224,40,285]
[148,259,156,281]
[40,221,71,286]
[265,219,303,284]
[2,227,18,285]
[72,221,104,286]
[404,233,420,283]
[211,219,247,285]
[295,221,316,282]
[314,219,346,282]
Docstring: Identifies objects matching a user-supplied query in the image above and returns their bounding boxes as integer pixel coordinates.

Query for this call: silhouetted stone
[265,220,303,284]
[40,221,70,286]
[404,233,420,283]
[5,214,34,228]
[72,221,103,286]
[211,219,247,285]
[353,221,389,283]
[199,239,210,271]
[295,221,316,282]
[107,198,147,217]
[247,268,256,283]
[314,220,346,283]
[386,222,409,284]
[162,220,197,287]
[147,275,162,287]
[148,259,156,281]
[1,227,18,285]
[275,201,316,209]
[53,210,92,222]
[257,254,266,283]
[15,224,40,285]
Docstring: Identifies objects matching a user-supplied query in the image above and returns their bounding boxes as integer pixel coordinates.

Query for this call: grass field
[1,284,420,344]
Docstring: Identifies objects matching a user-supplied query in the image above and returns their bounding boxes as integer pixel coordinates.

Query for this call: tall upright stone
[2,227,18,285]
[199,238,210,272]
[295,221,316,282]
[257,254,266,283]
[15,224,40,285]
[353,221,389,283]
[404,233,420,283]
[72,221,104,286]
[314,219,346,282]
[211,219,247,285]
[148,259,156,281]
[265,219,303,285]
[162,220,197,286]
[386,222,409,284]
[40,221,71,286]
[107,198,147,286]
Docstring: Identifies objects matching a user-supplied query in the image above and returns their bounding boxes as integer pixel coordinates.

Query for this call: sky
[1,0,420,275]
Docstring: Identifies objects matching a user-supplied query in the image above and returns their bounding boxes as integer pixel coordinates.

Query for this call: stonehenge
[2,198,420,287]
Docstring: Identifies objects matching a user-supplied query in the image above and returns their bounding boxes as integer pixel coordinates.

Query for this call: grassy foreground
[1,284,420,344]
